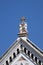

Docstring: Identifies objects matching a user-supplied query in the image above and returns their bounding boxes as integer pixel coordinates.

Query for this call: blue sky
[0,0,43,56]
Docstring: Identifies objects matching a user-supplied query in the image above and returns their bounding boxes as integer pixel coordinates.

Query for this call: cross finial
[20,16,26,22]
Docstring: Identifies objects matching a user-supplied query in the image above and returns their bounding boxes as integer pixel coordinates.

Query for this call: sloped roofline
[0,38,20,59]
[20,37,43,56]
[19,37,43,57]
[0,37,43,60]
[26,39,43,53]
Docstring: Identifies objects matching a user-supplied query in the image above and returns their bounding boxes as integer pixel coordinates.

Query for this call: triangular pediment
[0,37,43,65]
[10,53,35,65]
[0,37,43,59]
